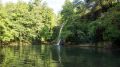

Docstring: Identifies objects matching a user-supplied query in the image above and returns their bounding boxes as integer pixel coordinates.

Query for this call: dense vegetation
[0,0,120,47]
[0,0,56,45]
[59,0,120,47]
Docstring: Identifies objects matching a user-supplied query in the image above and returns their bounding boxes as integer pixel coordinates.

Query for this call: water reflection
[0,45,120,67]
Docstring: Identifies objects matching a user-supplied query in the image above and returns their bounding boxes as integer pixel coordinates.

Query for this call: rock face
[59,39,64,45]
[117,0,120,2]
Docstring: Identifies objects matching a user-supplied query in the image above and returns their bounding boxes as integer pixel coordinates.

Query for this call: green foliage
[102,3,120,41]
[60,0,120,45]
[0,1,56,44]
[88,3,120,44]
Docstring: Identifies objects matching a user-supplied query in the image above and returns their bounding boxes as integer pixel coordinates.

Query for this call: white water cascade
[56,22,66,45]
[55,22,66,64]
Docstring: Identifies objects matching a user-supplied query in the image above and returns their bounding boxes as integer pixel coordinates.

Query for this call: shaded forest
[58,0,120,47]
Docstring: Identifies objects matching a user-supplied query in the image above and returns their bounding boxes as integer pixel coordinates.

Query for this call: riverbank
[62,41,113,49]
[0,40,115,49]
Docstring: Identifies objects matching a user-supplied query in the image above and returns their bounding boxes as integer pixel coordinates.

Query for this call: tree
[60,0,120,46]
[0,0,56,45]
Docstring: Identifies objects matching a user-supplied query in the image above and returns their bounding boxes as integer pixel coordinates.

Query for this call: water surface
[0,45,120,67]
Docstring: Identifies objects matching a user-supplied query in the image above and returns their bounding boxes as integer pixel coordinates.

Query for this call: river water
[0,45,120,67]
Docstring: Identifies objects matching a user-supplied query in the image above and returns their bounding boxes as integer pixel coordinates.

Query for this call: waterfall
[55,22,66,64]
[56,22,66,45]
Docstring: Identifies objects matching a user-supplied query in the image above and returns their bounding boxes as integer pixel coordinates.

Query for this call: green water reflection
[0,45,120,67]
